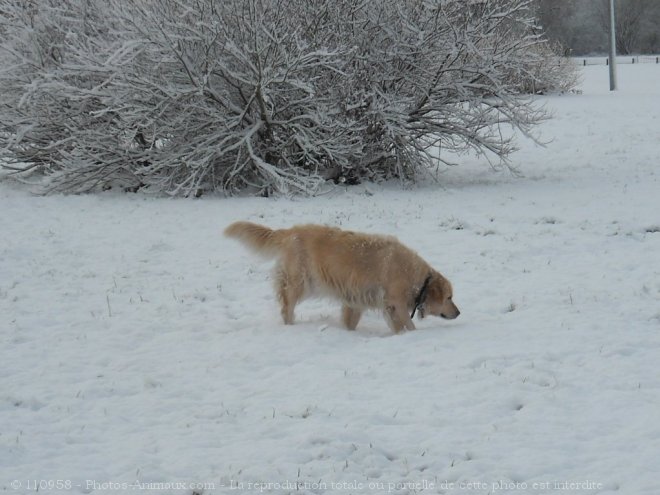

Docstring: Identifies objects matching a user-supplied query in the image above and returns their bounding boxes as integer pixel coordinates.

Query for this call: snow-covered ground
[1,65,660,495]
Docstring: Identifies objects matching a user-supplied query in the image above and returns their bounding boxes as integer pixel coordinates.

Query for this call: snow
[1,64,660,495]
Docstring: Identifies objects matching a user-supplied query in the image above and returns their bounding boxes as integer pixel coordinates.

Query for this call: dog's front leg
[385,304,416,333]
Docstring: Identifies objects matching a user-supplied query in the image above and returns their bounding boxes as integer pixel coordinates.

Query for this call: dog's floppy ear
[428,273,448,298]
[441,277,453,299]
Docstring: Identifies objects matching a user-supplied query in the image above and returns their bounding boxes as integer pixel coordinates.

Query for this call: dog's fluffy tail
[224,221,285,258]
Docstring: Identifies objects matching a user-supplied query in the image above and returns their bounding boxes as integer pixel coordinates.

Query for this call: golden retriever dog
[224,222,460,332]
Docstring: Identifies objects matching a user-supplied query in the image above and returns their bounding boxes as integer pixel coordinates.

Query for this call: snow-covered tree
[532,0,660,56]
[0,0,573,196]
[597,0,645,55]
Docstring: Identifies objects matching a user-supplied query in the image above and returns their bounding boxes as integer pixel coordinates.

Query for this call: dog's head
[420,274,460,320]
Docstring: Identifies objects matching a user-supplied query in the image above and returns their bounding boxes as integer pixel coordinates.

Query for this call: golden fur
[224,222,460,332]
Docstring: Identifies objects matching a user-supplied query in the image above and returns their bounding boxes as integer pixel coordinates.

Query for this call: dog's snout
[441,307,460,320]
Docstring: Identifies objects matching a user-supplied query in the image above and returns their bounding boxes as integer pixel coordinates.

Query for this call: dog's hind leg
[341,305,363,330]
[275,262,304,325]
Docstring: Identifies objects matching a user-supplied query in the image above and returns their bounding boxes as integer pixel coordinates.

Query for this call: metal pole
[609,0,617,90]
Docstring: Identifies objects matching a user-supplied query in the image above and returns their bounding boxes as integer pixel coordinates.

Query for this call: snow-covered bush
[0,0,560,196]
[0,0,129,187]
[512,41,581,95]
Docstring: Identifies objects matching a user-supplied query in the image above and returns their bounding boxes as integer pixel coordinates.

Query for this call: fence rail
[575,56,660,66]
